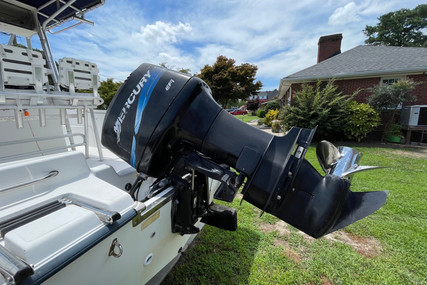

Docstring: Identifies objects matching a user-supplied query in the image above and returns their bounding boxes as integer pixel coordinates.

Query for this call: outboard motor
[102,63,387,238]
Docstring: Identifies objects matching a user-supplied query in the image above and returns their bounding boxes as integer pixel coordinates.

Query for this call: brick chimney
[317,34,343,63]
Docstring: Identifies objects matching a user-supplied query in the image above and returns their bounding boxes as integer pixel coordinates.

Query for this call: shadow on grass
[162,224,261,285]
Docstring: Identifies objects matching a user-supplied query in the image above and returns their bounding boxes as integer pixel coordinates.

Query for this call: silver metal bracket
[108,238,123,258]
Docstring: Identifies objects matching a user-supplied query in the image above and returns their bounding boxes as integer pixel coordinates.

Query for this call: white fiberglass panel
[4,205,101,265]
[43,199,198,285]
[0,152,134,219]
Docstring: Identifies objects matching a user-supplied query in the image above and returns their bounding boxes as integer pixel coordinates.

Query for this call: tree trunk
[222,99,229,109]
[381,109,398,142]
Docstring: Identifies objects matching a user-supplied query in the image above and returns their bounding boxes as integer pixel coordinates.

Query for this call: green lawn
[234,114,259,123]
[163,143,427,285]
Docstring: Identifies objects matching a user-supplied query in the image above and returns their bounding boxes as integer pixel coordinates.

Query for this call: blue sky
[1,0,425,90]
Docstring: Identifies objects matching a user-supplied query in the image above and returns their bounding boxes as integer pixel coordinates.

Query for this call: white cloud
[134,21,192,45]
[358,0,398,16]
[328,1,404,27]
[23,0,424,90]
[44,3,195,81]
[329,2,361,26]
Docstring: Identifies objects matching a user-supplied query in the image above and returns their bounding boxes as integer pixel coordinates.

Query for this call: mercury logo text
[114,70,151,143]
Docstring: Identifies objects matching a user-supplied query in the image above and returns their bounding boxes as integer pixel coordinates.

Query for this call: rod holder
[39,109,46,127]
[77,108,83,124]
[60,109,66,125]
[14,109,23,129]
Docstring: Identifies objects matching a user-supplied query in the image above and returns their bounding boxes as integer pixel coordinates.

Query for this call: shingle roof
[283,45,427,82]
[258,90,278,99]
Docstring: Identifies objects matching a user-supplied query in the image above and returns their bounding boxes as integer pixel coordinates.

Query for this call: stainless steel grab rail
[0,170,59,194]
[60,198,121,224]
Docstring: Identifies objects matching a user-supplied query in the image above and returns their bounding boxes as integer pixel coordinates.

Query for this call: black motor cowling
[102,63,387,238]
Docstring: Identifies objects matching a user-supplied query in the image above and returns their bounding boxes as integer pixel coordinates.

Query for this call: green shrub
[256,109,266,118]
[386,123,403,137]
[343,101,380,142]
[279,80,354,140]
[265,101,280,112]
[257,118,265,125]
[264,109,279,127]
[367,79,417,141]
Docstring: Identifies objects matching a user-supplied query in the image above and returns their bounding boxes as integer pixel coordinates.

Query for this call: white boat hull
[43,197,199,285]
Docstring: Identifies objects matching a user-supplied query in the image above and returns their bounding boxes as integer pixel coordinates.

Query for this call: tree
[178,68,191,75]
[197,55,262,108]
[279,80,355,141]
[363,5,427,47]
[246,98,260,115]
[98,79,122,110]
[367,79,417,141]
[159,62,191,75]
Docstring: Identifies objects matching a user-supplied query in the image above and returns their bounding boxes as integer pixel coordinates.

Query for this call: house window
[381,77,401,85]
[381,77,406,109]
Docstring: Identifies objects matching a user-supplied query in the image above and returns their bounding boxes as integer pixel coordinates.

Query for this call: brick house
[278,34,427,106]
